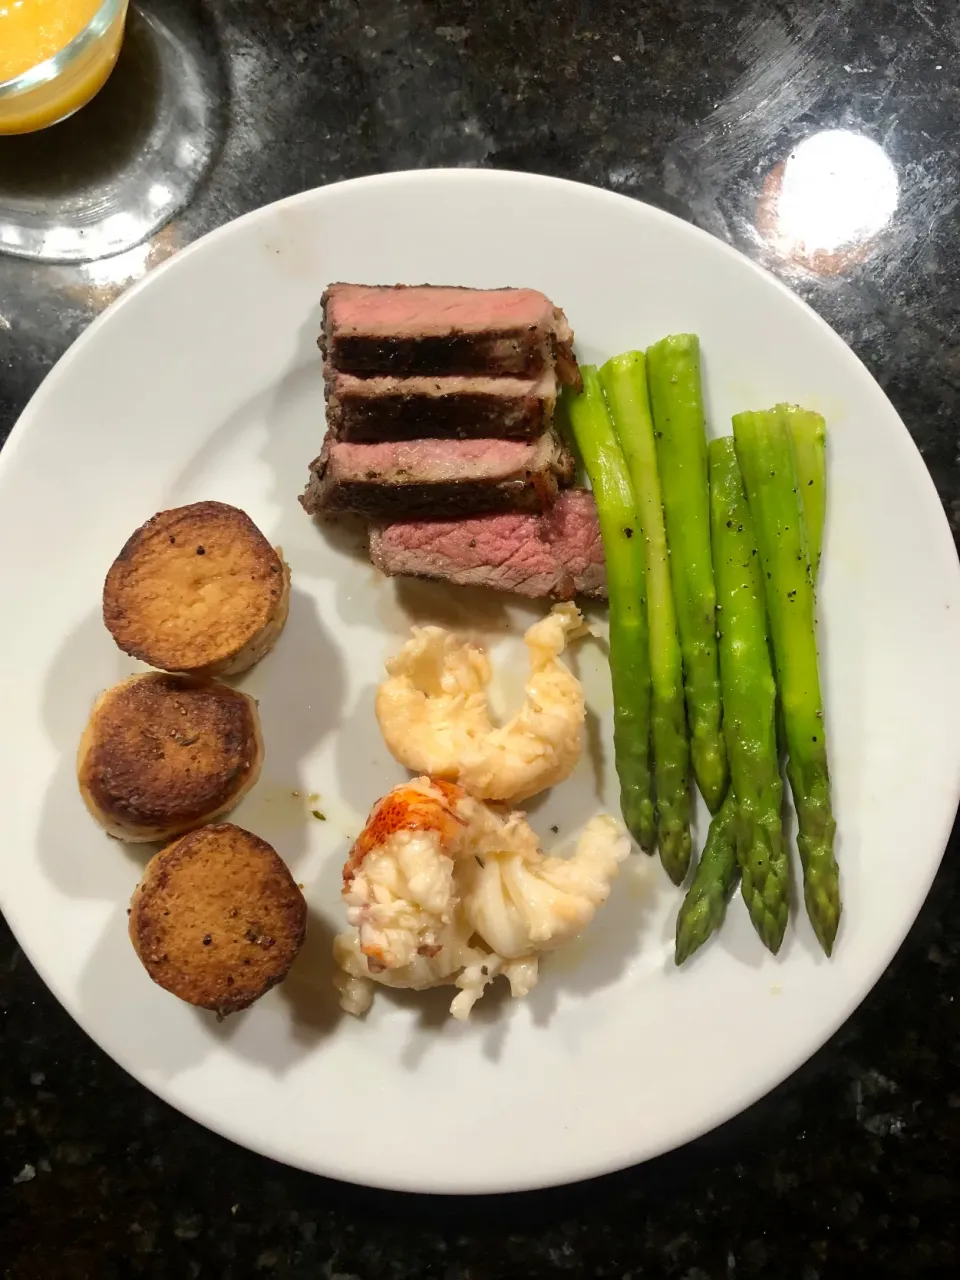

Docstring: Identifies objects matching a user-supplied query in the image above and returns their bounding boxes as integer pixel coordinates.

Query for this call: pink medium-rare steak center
[325,284,563,335]
[327,436,562,483]
[368,489,606,599]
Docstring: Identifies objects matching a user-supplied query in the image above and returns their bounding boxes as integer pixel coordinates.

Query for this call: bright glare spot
[99,212,141,244]
[147,182,173,208]
[81,241,152,290]
[177,138,199,166]
[39,226,84,257]
[774,129,899,255]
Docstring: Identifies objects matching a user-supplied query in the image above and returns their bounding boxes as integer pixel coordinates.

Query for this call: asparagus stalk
[646,335,728,813]
[780,404,827,583]
[709,437,788,952]
[674,792,739,963]
[733,410,840,955]
[565,368,655,851]
[599,352,692,884]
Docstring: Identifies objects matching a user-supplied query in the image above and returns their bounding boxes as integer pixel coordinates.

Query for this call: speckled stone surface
[1,1,959,1275]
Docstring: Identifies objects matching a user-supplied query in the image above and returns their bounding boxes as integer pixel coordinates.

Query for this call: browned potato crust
[129,823,306,1015]
[102,501,289,676]
[77,673,263,841]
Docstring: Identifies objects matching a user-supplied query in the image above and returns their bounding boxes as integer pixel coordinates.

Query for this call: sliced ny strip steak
[367,488,606,599]
[300,432,575,521]
[325,370,557,443]
[319,284,581,387]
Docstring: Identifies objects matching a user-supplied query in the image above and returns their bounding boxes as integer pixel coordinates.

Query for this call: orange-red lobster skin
[343,779,467,888]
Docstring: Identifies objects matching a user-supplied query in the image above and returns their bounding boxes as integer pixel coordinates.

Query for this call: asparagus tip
[703,787,726,816]
[660,856,689,888]
[674,921,700,966]
[806,885,841,956]
[674,900,712,964]
[741,900,788,956]
[813,916,839,957]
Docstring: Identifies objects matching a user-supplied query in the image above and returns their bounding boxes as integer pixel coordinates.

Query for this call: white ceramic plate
[1,171,958,1194]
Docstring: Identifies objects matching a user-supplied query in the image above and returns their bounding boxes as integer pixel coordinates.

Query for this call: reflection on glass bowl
[0,2,225,263]
[756,129,899,275]
[0,0,129,135]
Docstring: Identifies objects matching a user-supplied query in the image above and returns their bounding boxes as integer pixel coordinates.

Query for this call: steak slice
[368,489,606,599]
[320,284,581,387]
[300,432,575,521]
[326,370,557,443]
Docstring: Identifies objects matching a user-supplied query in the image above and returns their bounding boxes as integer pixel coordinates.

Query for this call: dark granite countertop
[2,1,959,1275]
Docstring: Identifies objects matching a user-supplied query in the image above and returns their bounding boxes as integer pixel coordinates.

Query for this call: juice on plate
[0,0,128,134]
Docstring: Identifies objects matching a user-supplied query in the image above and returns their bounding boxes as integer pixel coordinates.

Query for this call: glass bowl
[0,0,129,136]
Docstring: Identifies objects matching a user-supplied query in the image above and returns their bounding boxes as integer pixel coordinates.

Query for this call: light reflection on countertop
[64,224,180,307]
[757,129,900,275]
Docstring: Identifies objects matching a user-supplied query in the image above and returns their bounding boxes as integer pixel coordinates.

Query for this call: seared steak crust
[326,372,556,442]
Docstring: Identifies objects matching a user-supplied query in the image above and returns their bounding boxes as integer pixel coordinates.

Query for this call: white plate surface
[1,171,958,1194]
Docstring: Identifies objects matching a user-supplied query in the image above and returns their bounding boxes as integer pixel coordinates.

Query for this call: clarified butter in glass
[0,0,128,134]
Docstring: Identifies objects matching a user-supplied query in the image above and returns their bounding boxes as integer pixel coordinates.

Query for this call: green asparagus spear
[565,368,655,851]
[780,405,827,583]
[646,335,728,813]
[733,410,840,955]
[599,352,692,884]
[674,792,739,963]
[771,407,826,756]
[709,437,788,952]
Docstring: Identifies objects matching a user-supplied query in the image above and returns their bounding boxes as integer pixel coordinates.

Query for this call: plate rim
[2,168,959,1194]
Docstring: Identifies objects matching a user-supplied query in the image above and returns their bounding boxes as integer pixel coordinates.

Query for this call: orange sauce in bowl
[0,0,102,82]
[0,0,127,134]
